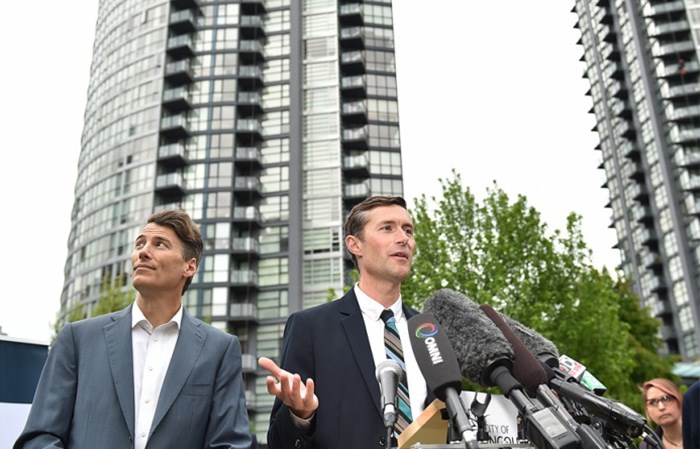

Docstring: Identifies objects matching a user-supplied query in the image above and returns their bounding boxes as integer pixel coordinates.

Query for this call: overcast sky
[0,1,618,343]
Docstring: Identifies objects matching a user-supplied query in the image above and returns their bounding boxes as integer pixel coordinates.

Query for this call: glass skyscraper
[573,0,700,361]
[60,0,403,441]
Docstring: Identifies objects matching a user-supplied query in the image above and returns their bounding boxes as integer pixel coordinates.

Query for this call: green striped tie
[380,309,413,433]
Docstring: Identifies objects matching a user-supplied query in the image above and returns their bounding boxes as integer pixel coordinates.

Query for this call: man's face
[131,223,196,296]
[349,205,415,285]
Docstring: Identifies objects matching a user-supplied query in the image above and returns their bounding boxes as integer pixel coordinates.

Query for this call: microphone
[479,304,549,395]
[422,289,513,386]
[407,311,474,444]
[375,359,403,429]
[494,312,647,440]
[424,289,580,449]
[499,313,560,368]
[481,305,609,449]
[558,355,607,395]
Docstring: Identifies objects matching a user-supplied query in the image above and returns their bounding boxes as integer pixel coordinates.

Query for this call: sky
[0,1,619,344]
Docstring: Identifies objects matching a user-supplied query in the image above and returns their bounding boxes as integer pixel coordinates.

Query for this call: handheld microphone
[424,289,580,449]
[407,311,474,443]
[375,359,403,429]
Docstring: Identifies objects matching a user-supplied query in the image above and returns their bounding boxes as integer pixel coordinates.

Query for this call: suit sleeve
[266,313,317,449]
[203,334,254,449]
[683,381,699,449]
[14,324,78,449]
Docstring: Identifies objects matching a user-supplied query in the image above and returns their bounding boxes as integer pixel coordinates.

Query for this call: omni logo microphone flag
[414,321,444,365]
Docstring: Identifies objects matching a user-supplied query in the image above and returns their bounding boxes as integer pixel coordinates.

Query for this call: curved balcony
[157,142,188,167]
[166,35,195,58]
[164,60,194,85]
[160,114,191,139]
[169,9,198,34]
[235,147,263,169]
[342,126,369,150]
[155,172,187,196]
[162,86,191,112]
[341,75,366,99]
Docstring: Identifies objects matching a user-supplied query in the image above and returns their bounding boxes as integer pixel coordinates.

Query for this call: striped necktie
[380,309,413,433]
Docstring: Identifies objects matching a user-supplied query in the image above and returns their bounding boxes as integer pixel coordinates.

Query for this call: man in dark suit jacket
[260,195,431,449]
[683,380,699,449]
[15,210,252,449]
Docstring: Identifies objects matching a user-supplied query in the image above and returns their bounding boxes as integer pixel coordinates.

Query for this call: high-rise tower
[573,0,700,360]
[61,0,403,440]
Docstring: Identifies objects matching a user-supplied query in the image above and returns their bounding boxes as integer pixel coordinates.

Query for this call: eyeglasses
[646,394,675,408]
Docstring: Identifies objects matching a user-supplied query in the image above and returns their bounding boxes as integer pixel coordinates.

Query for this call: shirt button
[145,399,151,404]
[153,336,159,342]
[149,366,154,371]
[140,432,146,438]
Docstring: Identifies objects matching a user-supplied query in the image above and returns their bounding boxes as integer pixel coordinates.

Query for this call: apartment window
[370,150,402,175]
[260,226,289,254]
[303,227,341,253]
[201,254,230,283]
[203,222,230,250]
[258,257,289,286]
[210,133,235,159]
[262,138,290,164]
[206,191,232,218]
[260,195,289,222]
[370,178,403,196]
[367,74,397,97]
[303,196,340,222]
[363,4,393,26]
[257,292,289,319]
[369,124,400,148]
[364,27,394,49]
[260,166,289,193]
[208,162,233,188]
[368,99,398,122]
[366,50,396,72]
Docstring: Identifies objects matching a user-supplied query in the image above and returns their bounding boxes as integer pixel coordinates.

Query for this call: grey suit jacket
[14,305,252,449]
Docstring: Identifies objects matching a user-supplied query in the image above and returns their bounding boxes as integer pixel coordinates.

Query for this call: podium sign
[397,391,524,449]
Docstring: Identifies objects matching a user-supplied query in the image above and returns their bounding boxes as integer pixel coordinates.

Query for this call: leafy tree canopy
[401,170,676,410]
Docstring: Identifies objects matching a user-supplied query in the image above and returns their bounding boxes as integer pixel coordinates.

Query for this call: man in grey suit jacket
[15,209,252,449]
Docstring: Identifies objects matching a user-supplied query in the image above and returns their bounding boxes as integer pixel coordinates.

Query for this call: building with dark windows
[60,0,403,441]
[573,0,700,361]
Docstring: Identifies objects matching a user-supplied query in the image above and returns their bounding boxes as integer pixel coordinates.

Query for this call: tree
[51,275,135,343]
[402,170,673,410]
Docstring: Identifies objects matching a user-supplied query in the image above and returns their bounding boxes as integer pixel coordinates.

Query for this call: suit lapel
[339,291,383,417]
[104,305,136,440]
[150,309,206,435]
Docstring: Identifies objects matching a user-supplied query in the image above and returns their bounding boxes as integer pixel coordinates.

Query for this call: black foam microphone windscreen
[500,313,559,368]
[422,288,513,387]
[479,304,549,393]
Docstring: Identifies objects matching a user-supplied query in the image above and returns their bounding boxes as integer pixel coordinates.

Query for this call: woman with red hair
[640,378,684,449]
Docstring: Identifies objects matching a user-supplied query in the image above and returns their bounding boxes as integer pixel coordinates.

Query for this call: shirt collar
[131,301,183,331]
[354,284,404,322]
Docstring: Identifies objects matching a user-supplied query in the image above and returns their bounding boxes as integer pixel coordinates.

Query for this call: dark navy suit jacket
[266,289,433,449]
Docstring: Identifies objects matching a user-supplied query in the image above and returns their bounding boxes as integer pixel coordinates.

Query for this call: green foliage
[92,276,135,317]
[402,170,673,411]
[51,276,135,344]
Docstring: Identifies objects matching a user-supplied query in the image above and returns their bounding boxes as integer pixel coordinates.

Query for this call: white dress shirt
[354,285,428,420]
[131,303,182,449]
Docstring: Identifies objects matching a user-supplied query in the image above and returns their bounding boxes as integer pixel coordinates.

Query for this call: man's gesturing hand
[258,356,319,420]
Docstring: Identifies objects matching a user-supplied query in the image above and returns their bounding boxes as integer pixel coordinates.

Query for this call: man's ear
[345,235,363,258]
[184,258,197,278]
